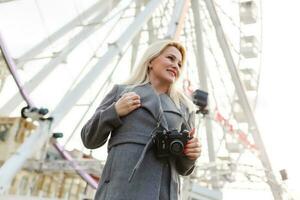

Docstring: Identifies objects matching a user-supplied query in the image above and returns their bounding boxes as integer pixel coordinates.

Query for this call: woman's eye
[167,56,174,61]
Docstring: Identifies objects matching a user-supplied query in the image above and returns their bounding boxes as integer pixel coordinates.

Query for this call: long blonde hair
[124,40,195,112]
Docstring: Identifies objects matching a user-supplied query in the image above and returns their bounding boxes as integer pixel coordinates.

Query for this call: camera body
[192,89,209,115]
[153,128,190,159]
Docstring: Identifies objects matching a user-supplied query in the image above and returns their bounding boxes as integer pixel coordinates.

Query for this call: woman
[81,40,202,200]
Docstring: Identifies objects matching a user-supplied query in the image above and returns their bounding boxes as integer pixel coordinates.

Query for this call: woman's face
[149,46,183,85]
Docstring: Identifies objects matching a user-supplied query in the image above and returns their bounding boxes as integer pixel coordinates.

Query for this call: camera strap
[128,93,167,182]
[123,84,191,182]
[128,125,160,182]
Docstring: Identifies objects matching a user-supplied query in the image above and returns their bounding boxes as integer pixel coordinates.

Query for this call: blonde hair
[124,40,195,112]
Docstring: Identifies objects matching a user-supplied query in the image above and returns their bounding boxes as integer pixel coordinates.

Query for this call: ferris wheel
[0,0,288,200]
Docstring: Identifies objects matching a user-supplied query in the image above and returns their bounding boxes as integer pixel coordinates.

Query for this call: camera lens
[169,140,184,155]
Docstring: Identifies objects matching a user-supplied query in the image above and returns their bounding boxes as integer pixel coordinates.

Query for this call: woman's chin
[164,73,177,82]
[168,76,177,83]
[160,77,175,85]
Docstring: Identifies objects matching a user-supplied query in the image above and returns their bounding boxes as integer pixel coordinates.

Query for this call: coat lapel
[123,82,186,130]
[159,93,182,117]
[133,83,168,130]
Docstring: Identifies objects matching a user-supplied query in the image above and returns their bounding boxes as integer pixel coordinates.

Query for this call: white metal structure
[0,0,289,199]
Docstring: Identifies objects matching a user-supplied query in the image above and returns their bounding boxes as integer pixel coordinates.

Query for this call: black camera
[153,128,190,159]
[192,89,209,115]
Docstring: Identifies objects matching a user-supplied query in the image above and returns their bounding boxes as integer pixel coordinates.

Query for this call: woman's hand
[115,92,141,117]
[184,128,202,160]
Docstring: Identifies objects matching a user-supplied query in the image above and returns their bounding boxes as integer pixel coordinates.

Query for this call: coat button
[104,179,110,183]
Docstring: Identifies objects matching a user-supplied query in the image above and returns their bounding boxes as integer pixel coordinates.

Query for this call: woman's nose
[171,63,180,70]
[172,64,179,71]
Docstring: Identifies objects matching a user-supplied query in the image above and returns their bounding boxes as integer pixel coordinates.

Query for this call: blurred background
[0,0,299,199]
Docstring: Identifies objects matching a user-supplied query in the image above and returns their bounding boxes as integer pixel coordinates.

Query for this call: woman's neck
[149,77,170,94]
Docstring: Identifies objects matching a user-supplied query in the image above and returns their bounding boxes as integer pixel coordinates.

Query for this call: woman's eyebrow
[168,54,182,63]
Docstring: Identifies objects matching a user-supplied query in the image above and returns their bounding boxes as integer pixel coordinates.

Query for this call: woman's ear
[148,62,153,70]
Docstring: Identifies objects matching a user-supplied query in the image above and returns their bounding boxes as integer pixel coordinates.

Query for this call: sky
[255,0,300,198]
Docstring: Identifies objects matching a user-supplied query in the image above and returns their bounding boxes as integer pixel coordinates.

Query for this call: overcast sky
[255,0,300,198]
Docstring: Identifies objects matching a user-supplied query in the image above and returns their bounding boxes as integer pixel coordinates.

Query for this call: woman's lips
[166,69,177,77]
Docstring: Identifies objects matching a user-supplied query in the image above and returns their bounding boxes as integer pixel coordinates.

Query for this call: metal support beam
[203,0,283,199]
[0,120,51,194]
[22,159,104,176]
[0,0,119,115]
[130,1,143,72]
[15,0,107,66]
[147,16,156,44]
[51,0,163,128]
[0,32,99,191]
[191,0,220,190]
[166,0,191,40]
[0,33,35,107]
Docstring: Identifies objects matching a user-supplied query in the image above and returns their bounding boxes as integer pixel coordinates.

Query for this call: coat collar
[132,83,183,129]
[159,93,183,117]
[133,83,165,127]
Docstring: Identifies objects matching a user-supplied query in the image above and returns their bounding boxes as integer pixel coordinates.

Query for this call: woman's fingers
[184,142,201,154]
[184,152,200,160]
[184,149,201,160]
[185,142,201,149]
[185,138,200,148]
[128,100,141,111]
[188,128,195,138]
[125,100,141,110]
[184,147,201,154]
[115,92,141,117]
[123,93,141,105]
[184,136,202,160]
[126,98,141,106]
[132,99,141,105]
[122,92,140,100]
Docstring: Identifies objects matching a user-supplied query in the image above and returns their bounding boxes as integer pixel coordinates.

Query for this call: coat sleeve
[175,111,197,176]
[81,85,123,149]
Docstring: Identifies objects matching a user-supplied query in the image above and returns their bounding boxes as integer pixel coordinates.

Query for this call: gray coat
[81,83,196,200]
